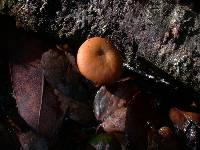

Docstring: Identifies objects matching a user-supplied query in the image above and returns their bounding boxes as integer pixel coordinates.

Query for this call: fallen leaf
[18,131,48,150]
[41,49,92,103]
[100,107,127,132]
[54,90,95,125]
[10,32,65,138]
[11,59,43,130]
[94,77,140,132]
[38,82,66,137]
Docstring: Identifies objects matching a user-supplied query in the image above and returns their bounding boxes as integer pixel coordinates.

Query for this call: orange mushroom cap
[77,37,122,85]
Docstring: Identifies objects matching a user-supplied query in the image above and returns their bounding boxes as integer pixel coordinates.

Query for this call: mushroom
[77,37,122,85]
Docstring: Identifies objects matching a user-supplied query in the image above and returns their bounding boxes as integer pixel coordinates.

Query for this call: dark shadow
[11,30,56,64]
[123,58,199,149]
[0,14,56,65]
[175,0,200,13]
[125,56,200,111]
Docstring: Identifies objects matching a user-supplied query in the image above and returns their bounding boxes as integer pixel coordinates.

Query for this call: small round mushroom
[77,37,122,85]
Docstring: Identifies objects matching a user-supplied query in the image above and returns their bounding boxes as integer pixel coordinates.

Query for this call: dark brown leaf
[169,107,200,149]
[11,59,43,130]
[54,90,95,125]
[100,107,127,132]
[17,131,48,150]
[38,83,66,137]
[10,32,66,139]
[147,125,184,150]
[94,77,140,132]
[125,91,148,150]
[41,49,92,103]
